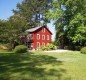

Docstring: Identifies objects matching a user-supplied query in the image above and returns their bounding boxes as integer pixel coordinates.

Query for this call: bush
[80,47,86,54]
[14,45,27,53]
[40,43,55,51]
[47,43,55,50]
[40,46,48,51]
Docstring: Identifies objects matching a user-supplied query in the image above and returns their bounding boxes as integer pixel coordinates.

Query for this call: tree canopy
[12,0,52,27]
[46,0,86,48]
[0,0,86,50]
[0,0,52,48]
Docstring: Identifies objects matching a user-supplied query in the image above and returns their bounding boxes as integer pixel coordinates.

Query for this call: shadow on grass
[0,52,70,80]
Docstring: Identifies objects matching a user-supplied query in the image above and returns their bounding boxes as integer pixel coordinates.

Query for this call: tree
[0,0,52,49]
[0,20,9,43]
[46,0,86,48]
[13,0,52,27]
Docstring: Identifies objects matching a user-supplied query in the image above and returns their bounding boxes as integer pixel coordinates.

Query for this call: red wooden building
[21,25,52,50]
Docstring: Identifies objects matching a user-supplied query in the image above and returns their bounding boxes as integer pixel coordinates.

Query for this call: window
[36,34,40,40]
[42,28,45,32]
[42,35,45,40]
[47,35,49,40]
[42,42,45,46]
[37,42,40,48]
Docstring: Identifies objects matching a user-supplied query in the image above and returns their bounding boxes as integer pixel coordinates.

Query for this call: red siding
[32,26,52,49]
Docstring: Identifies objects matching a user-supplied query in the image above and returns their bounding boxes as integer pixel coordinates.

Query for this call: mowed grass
[0,51,86,80]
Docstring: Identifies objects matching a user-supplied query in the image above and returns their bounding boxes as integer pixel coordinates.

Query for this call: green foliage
[13,0,51,26]
[0,0,52,49]
[0,44,8,50]
[1,51,86,80]
[47,43,55,50]
[46,0,86,47]
[5,43,14,51]
[80,47,86,54]
[40,43,55,51]
[14,45,27,53]
[40,46,48,51]
[64,46,69,50]
[75,46,81,51]
[0,20,9,43]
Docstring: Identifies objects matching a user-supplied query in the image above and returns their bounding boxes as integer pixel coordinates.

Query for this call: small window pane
[37,42,40,48]
[42,35,45,40]
[47,35,49,40]
[37,34,40,40]
[42,28,45,32]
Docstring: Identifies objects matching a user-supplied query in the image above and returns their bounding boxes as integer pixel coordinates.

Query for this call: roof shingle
[25,26,52,34]
[25,26,42,32]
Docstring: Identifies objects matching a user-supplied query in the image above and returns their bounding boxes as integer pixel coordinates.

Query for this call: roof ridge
[25,25,52,34]
[25,26,44,32]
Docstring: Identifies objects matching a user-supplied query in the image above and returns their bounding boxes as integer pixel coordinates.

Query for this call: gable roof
[25,26,41,32]
[25,26,52,34]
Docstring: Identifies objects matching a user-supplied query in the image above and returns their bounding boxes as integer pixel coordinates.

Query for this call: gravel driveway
[44,49,71,52]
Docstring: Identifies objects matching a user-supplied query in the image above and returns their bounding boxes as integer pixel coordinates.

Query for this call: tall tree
[13,0,52,27]
[0,20,9,43]
[0,0,52,49]
[46,0,86,48]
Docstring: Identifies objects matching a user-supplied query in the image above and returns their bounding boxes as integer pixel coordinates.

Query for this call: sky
[0,0,55,41]
[0,0,23,19]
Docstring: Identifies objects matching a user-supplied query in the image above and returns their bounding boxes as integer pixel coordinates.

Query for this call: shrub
[40,43,56,51]
[40,46,48,51]
[80,47,86,54]
[47,43,55,50]
[14,45,27,53]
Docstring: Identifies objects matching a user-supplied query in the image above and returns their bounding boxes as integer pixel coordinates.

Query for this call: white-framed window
[37,42,40,48]
[42,35,45,40]
[42,42,45,46]
[42,28,45,32]
[36,34,40,40]
[47,35,49,40]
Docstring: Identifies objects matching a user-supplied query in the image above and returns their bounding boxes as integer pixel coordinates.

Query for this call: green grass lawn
[0,51,86,80]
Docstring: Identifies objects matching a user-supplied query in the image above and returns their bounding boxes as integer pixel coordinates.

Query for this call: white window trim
[37,34,40,40]
[37,42,40,48]
[42,42,45,46]
[42,35,45,40]
[47,35,49,40]
[42,28,45,32]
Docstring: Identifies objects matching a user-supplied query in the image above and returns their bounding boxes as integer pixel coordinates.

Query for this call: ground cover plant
[0,51,86,80]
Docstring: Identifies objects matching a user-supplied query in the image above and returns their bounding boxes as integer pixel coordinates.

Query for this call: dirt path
[44,49,72,53]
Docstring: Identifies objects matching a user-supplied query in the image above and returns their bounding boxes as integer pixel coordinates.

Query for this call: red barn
[21,25,52,50]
